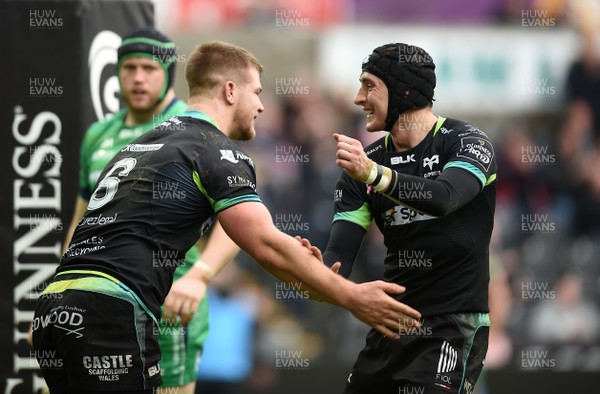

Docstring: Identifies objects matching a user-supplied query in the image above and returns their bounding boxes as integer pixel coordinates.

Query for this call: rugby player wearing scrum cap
[325,43,496,393]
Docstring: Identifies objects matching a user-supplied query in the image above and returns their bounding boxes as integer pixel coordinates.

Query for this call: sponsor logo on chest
[384,205,436,226]
[390,154,416,165]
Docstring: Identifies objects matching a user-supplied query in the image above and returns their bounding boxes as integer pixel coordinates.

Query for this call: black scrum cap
[362,43,436,131]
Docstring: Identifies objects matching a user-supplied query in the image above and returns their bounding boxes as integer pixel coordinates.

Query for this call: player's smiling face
[354,72,388,132]
[119,57,165,112]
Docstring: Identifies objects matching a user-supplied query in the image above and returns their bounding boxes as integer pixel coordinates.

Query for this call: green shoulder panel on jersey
[192,170,262,214]
[193,170,215,207]
[333,202,372,231]
[384,133,392,150]
[432,116,447,136]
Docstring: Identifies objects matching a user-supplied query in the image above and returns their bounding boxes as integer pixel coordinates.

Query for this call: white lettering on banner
[11,106,63,374]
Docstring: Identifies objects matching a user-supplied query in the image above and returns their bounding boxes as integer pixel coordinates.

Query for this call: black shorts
[344,313,489,394]
[32,271,162,392]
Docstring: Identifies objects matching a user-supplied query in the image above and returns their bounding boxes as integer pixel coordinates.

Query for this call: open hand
[349,281,422,339]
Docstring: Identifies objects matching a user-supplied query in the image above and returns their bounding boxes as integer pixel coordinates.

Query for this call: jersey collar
[183,109,219,128]
[385,115,447,151]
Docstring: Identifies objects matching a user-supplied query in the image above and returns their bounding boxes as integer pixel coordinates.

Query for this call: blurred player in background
[32,40,421,394]
[325,43,496,393]
[60,28,240,394]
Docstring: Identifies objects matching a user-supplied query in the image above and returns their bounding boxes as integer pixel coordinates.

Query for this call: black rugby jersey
[58,110,261,320]
[333,117,496,316]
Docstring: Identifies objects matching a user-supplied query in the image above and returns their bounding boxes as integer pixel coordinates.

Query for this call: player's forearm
[323,220,365,278]
[217,202,355,307]
[367,165,480,216]
[254,231,354,306]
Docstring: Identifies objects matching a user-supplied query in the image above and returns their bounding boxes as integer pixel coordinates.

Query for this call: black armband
[371,164,383,187]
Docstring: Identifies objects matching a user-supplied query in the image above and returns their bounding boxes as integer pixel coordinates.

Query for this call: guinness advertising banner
[1,1,153,392]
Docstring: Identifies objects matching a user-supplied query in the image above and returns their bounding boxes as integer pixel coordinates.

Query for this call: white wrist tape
[365,161,378,184]
[194,260,215,280]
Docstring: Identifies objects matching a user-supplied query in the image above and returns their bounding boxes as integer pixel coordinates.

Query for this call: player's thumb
[330,262,341,274]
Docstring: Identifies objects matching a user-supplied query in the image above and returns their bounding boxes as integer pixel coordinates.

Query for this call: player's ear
[224,80,236,105]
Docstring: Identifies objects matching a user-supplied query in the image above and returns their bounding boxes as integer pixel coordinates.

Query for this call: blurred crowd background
[148,0,600,393]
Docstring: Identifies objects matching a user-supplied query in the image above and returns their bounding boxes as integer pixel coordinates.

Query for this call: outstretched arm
[217,201,421,339]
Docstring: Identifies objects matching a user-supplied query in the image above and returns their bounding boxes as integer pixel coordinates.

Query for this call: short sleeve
[193,146,262,214]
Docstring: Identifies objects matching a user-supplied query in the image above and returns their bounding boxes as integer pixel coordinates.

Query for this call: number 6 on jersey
[88,157,137,210]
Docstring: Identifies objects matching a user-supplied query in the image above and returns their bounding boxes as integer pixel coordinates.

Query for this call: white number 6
[88,157,137,210]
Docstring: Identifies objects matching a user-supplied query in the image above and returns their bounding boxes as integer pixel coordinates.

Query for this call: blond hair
[185,41,263,96]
